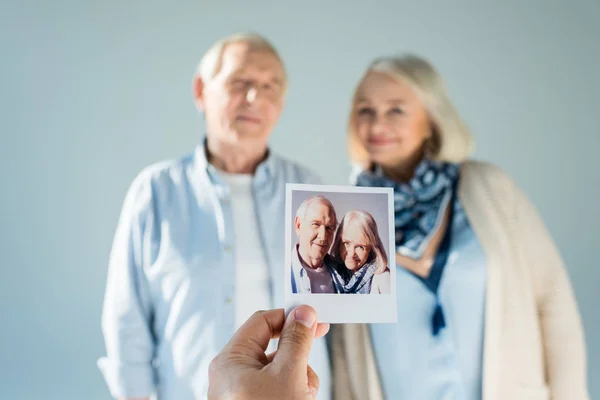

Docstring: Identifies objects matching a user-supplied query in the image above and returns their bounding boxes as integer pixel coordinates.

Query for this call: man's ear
[294,216,302,236]
[192,75,206,112]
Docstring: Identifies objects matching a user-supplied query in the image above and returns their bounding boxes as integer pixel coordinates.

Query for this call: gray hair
[195,32,287,87]
[295,196,337,226]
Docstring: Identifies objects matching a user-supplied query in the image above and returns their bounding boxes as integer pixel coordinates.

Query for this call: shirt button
[221,198,229,206]
[225,296,233,304]
[224,245,232,253]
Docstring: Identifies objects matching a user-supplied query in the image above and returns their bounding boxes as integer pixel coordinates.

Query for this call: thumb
[272,305,317,371]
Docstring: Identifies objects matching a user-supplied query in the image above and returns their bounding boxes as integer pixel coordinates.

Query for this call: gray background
[290,190,391,260]
[1,0,598,398]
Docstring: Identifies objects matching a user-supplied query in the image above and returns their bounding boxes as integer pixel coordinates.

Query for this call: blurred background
[1,0,598,398]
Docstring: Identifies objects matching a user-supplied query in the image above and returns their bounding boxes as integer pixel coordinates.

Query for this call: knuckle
[208,355,222,379]
[251,310,267,319]
[312,374,320,390]
[280,324,311,348]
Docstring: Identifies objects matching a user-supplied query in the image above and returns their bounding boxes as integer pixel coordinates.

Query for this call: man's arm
[98,174,157,399]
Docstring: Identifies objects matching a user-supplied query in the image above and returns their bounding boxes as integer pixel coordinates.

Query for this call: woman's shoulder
[370,271,391,294]
[371,269,391,290]
[460,159,519,196]
[461,159,509,181]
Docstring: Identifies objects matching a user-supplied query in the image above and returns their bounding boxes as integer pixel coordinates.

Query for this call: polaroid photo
[284,183,397,324]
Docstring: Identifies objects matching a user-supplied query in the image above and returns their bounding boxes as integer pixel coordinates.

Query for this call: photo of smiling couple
[290,193,392,295]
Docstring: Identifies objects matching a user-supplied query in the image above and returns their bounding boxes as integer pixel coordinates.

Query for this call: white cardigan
[330,161,589,400]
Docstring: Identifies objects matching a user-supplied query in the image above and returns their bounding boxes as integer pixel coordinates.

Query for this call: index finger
[224,309,286,353]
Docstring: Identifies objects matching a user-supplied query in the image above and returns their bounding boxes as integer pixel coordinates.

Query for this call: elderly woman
[330,55,589,400]
[329,210,391,294]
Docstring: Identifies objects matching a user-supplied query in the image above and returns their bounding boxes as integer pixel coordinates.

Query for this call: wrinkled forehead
[341,219,370,243]
[304,201,337,223]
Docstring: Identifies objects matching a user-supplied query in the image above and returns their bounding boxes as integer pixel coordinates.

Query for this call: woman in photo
[330,210,391,294]
[330,54,588,400]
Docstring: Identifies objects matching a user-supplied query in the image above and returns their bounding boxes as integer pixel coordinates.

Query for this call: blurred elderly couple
[99,32,589,400]
[291,195,390,295]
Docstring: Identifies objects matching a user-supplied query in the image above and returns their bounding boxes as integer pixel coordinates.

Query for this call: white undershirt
[219,172,272,333]
[219,171,330,399]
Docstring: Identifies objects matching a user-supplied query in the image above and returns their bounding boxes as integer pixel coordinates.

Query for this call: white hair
[348,54,474,165]
[295,196,337,226]
[195,32,287,86]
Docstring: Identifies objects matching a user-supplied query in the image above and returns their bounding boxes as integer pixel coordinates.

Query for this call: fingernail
[310,387,318,399]
[294,306,317,329]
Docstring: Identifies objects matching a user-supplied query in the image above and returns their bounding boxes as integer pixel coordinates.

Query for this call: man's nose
[246,87,257,103]
[317,225,326,239]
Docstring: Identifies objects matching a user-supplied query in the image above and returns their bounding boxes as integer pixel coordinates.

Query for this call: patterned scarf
[355,159,460,259]
[354,159,460,335]
[331,259,378,294]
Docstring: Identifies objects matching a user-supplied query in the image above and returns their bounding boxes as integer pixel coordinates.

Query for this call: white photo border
[284,183,397,324]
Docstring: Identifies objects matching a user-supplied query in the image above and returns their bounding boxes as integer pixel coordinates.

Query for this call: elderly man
[98,33,331,400]
[291,196,340,294]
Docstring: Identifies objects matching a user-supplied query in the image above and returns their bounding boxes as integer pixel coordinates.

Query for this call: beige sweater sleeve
[512,180,589,400]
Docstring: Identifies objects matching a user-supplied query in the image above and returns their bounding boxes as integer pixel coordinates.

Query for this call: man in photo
[291,196,340,294]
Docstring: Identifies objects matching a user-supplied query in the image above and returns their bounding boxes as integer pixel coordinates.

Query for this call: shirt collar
[291,244,305,277]
[293,243,334,274]
[193,136,276,185]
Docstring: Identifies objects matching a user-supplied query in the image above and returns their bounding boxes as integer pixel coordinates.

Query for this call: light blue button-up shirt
[370,200,487,400]
[98,144,331,399]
